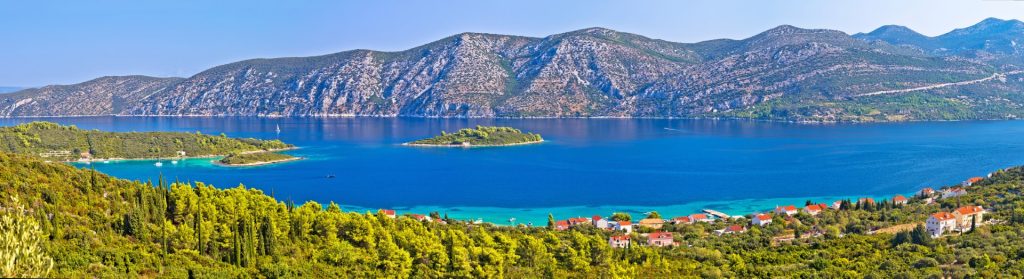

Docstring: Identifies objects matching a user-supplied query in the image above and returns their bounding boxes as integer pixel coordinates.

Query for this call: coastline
[66,147,298,164]
[211,156,303,167]
[402,139,544,148]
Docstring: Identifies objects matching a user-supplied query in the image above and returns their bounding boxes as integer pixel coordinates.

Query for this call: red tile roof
[931,212,955,221]
[754,214,772,221]
[409,214,427,220]
[379,209,396,216]
[618,221,632,226]
[777,205,797,211]
[955,206,984,215]
[568,217,589,224]
[966,177,984,184]
[921,188,934,193]
[593,215,603,221]
[690,213,709,220]
[805,204,823,212]
[672,216,692,223]
[893,195,907,202]
[725,225,746,232]
[649,232,673,239]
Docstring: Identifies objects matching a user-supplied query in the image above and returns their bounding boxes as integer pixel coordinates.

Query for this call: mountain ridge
[4,19,1024,122]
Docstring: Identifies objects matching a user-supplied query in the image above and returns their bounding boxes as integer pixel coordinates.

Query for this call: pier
[702,209,732,219]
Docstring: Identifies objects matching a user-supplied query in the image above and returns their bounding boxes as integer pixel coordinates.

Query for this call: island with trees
[405,126,543,147]
[216,151,301,167]
[0,121,295,164]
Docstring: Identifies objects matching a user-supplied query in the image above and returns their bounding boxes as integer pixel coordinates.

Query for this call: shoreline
[67,147,298,164]
[211,156,304,167]
[402,139,544,148]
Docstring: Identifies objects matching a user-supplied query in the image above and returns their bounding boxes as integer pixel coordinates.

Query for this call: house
[609,235,631,248]
[831,200,843,210]
[379,209,396,218]
[893,195,908,206]
[751,214,773,226]
[568,217,590,227]
[715,225,747,236]
[592,215,610,229]
[926,212,957,237]
[803,204,824,216]
[690,213,713,223]
[942,187,967,199]
[408,214,431,222]
[671,216,693,225]
[639,218,665,229]
[774,205,798,216]
[176,150,187,157]
[919,188,935,197]
[554,220,569,231]
[612,221,633,234]
[647,232,676,247]
[857,198,875,206]
[952,206,985,231]
[963,177,984,187]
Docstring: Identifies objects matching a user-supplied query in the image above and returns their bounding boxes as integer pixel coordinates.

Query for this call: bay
[4,117,1022,225]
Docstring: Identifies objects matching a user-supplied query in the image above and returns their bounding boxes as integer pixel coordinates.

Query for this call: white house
[690,213,713,223]
[608,235,630,248]
[962,177,983,187]
[671,216,693,225]
[751,214,773,226]
[803,204,824,216]
[942,187,967,199]
[892,195,908,206]
[715,225,747,236]
[612,221,633,234]
[926,212,957,237]
[775,205,798,216]
[380,209,396,218]
[919,187,935,197]
[592,215,610,229]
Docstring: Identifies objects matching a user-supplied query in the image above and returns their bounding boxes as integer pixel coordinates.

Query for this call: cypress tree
[547,213,556,229]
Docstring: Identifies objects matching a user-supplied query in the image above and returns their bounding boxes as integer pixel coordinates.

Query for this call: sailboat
[276,124,281,134]
[154,162,163,167]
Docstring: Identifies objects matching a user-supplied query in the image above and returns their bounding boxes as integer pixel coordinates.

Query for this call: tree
[611,212,632,222]
[910,224,932,246]
[547,214,556,229]
[646,211,662,219]
[0,205,53,278]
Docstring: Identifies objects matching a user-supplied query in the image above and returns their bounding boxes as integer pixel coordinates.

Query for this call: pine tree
[547,213,556,229]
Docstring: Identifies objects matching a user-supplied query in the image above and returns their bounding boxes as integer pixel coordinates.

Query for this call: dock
[702,209,732,219]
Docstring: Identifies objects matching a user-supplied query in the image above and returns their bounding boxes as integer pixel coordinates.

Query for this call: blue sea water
[4,117,1024,225]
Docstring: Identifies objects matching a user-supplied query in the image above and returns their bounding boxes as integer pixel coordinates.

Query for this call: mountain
[4,19,1024,122]
[0,86,24,94]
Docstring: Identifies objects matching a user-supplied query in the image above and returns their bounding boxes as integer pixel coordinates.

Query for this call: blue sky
[2,0,1023,86]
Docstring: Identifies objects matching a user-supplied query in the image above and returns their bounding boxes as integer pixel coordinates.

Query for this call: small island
[405,126,543,147]
[216,151,301,166]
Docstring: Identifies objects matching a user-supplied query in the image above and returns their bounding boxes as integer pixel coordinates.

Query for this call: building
[379,209,396,218]
[952,206,985,231]
[751,214,773,226]
[554,220,569,231]
[612,221,633,234]
[176,150,187,157]
[831,200,844,210]
[647,232,676,247]
[608,235,631,248]
[671,216,693,225]
[639,218,665,229]
[715,225,747,236]
[893,195,908,206]
[919,188,935,197]
[857,198,875,206]
[568,217,590,227]
[963,177,984,187]
[803,204,824,216]
[942,187,967,199]
[690,214,713,223]
[408,214,431,222]
[775,205,798,216]
[592,215,610,229]
[926,212,957,237]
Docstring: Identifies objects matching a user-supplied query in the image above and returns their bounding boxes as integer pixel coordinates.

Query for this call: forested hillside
[0,122,290,161]
[2,152,1024,277]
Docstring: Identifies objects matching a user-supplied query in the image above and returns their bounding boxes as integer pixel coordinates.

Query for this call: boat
[276,124,281,134]
[508,217,516,223]
[154,162,163,167]
[171,160,179,165]
[326,174,336,179]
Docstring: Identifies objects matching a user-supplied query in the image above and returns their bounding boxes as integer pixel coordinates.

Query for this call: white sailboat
[154,162,163,167]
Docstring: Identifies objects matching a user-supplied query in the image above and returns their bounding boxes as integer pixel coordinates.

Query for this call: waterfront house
[803,204,824,216]
[953,206,985,231]
[919,188,935,197]
[380,209,396,218]
[609,235,630,248]
[592,215,610,229]
[408,214,431,222]
[831,200,843,210]
[751,214,773,226]
[176,150,187,157]
[942,187,967,199]
[715,225,747,236]
[647,232,676,247]
[857,198,875,206]
[690,214,713,223]
[568,217,590,227]
[613,221,633,234]
[671,216,693,225]
[926,212,957,237]
[639,218,665,229]
[893,195,908,206]
[963,177,984,187]
[555,220,569,231]
[775,205,798,216]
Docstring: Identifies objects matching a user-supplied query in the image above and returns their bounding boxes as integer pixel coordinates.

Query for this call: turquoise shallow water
[5,117,1022,225]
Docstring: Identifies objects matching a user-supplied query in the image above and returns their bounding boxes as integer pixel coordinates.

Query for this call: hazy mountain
[0,87,24,94]
[3,19,1024,122]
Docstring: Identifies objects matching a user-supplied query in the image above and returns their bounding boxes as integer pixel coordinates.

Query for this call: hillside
[4,19,1024,121]
[3,150,1024,277]
[0,121,291,161]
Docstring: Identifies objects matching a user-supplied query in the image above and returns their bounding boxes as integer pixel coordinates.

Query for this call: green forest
[407,126,543,146]
[219,151,298,166]
[0,122,291,161]
[2,152,1024,278]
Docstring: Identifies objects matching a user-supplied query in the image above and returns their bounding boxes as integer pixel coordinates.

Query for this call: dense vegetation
[4,151,1024,277]
[0,122,291,161]
[218,151,298,166]
[407,126,543,146]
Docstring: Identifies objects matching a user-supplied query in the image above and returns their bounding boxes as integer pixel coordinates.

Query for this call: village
[379,175,992,249]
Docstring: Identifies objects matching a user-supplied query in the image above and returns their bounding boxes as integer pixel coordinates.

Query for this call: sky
[2,0,1024,86]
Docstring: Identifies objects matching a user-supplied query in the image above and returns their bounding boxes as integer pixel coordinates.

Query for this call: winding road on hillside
[854,70,1024,97]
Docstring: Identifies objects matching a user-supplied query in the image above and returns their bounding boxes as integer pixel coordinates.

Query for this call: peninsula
[216,151,301,166]
[0,121,294,162]
[405,126,543,147]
